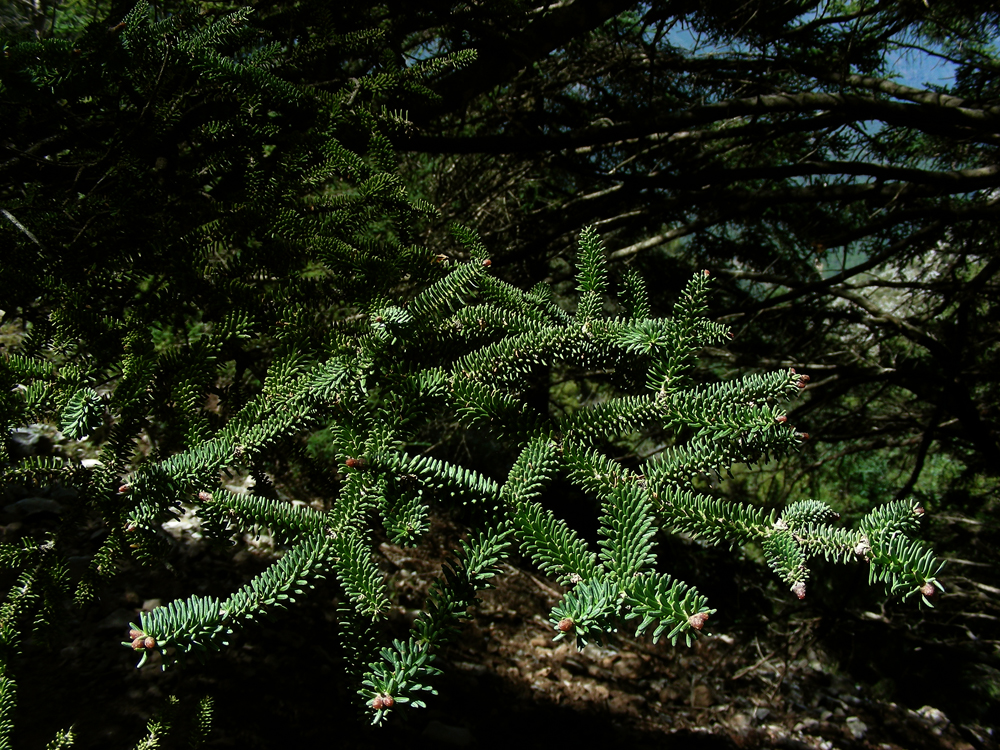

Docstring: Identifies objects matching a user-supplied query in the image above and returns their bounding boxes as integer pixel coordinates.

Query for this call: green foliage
[625,573,713,647]
[361,638,440,723]
[58,387,103,440]
[0,1,946,740]
[45,728,76,750]
[190,696,213,750]
[550,576,618,647]
[0,672,14,750]
[126,694,213,750]
[575,226,609,323]
[332,531,390,618]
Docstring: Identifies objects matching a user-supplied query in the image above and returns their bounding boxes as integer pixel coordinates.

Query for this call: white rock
[846,716,867,739]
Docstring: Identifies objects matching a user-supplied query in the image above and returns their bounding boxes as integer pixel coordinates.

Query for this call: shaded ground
[8,507,998,750]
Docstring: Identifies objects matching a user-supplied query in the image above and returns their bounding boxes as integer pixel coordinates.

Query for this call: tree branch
[408,0,637,121]
[403,89,1000,152]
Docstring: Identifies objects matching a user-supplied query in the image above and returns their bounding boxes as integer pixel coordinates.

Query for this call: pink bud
[688,612,709,631]
[791,582,807,600]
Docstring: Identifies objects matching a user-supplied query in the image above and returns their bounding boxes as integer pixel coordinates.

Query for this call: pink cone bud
[920,582,938,600]
[688,612,709,631]
[791,582,807,600]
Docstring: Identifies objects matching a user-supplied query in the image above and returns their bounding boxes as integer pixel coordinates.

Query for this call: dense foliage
[1,0,986,746]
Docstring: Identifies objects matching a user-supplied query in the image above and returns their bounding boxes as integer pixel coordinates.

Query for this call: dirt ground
[9,506,998,750]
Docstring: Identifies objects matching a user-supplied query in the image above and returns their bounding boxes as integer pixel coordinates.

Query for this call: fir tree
[0,2,942,742]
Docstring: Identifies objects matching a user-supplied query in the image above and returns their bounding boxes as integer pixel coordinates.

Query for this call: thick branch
[408,0,637,121]
[403,90,1000,152]
[637,161,1000,192]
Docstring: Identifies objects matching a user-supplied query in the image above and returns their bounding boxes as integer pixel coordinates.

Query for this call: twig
[1,208,44,249]
[730,648,778,681]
